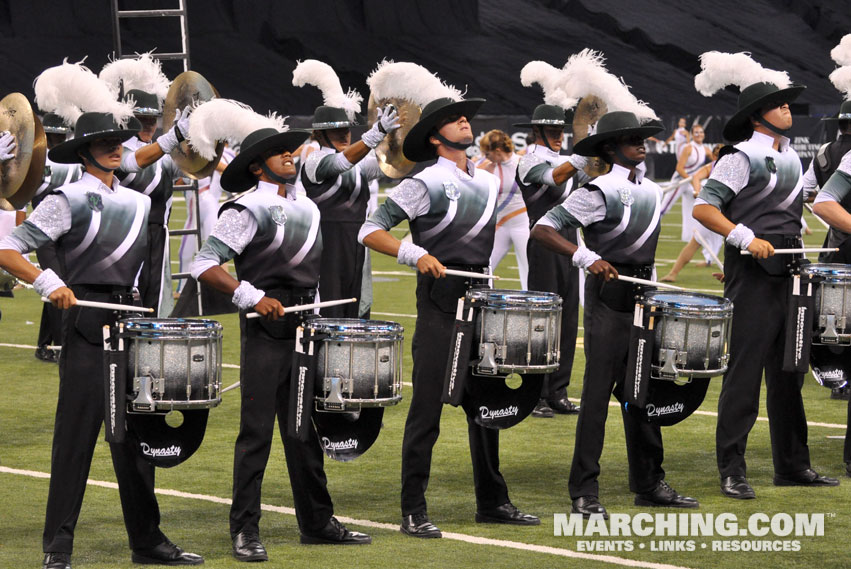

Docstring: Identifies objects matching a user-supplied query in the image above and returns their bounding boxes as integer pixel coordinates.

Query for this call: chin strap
[755,114,791,137]
[533,126,555,152]
[80,147,118,172]
[432,131,472,152]
[260,162,295,185]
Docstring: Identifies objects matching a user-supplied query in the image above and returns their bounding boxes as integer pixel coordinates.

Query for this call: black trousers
[716,246,811,478]
[526,225,579,399]
[568,274,664,499]
[229,316,334,537]
[138,224,167,314]
[317,220,365,319]
[35,240,64,349]
[43,288,165,554]
[400,274,510,516]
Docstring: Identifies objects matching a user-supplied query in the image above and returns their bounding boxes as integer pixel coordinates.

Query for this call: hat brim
[221,130,309,193]
[48,128,138,164]
[512,122,570,130]
[310,113,364,130]
[722,85,805,142]
[572,125,663,157]
[403,99,485,163]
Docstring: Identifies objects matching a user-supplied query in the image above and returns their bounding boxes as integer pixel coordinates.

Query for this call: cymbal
[367,94,420,179]
[0,93,46,207]
[572,95,609,177]
[163,71,224,179]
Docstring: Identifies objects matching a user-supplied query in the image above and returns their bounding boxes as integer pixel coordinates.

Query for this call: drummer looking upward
[531,110,698,519]
[0,111,203,569]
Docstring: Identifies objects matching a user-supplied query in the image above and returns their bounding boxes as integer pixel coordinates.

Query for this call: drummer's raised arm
[812,154,851,233]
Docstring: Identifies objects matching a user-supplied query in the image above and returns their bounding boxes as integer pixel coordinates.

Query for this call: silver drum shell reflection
[466,289,562,375]
[801,263,851,345]
[642,291,733,380]
[122,318,223,412]
[311,319,404,411]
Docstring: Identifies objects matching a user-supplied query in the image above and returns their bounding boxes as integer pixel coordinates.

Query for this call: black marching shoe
[547,396,579,415]
[720,475,755,499]
[131,539,204,565]
[400,513,442,538]
[635,480,699,508]
[476,502,540,525]
[571,496,608,520]
[43,552,71,569]
[531,399,555,418]
[300,516,371,545]
[773,468,840,487]
[232,531,268,562]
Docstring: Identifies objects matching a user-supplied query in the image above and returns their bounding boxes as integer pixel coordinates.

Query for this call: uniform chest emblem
[443,181,461,201]
[618,188,634,206]
[85,191,104,212]
[765,156,777,174]
[269,205,287,225]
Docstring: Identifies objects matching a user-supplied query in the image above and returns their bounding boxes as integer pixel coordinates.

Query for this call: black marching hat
[402,97,485,162]
[513,103,572,129]
[572,111,663,157]
[822,100,851,122]
[125,89,162,116]
[310,105,361,130]
[221,127,309,192]
[41,112,72,135]
[48,112,139,164]
[723,81,805,141]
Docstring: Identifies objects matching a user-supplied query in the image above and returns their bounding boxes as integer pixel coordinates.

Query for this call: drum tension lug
[323,376,350,411]
[821,314,840,344]
[658,348,680,381]
[132,367,158,412]
[477,342,499,375]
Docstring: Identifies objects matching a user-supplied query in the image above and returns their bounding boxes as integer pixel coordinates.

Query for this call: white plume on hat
[34,58,136,125]
[561,49,659,122]
[519,60,578,111]
[292,59,362,121]
[99,52,171,103]
[694,51,791,97]
[829,34,851,101]
[367,60,463,107]
[186,99,288,160]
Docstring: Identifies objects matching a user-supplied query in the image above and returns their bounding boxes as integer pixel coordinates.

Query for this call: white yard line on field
[0,465,693,569]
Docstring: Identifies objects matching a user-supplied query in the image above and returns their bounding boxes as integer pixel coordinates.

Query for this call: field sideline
[1,193,849,569]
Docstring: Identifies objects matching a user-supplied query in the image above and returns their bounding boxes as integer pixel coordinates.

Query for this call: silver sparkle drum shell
[801,263,851,346]
[642,291,733,380]
[466,289,562,375]
[123,318,223,412]
[311,319,404,411]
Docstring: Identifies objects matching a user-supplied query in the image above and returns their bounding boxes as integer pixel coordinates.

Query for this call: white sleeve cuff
[333,151,355,172]
[542,169,557,187]
[121,149,141,172]
[232,280,265,310]
[571,245,602,269]
[397,241,428,267]
[726,223,755,250]
[33,268,66,298]
[813,190,838,205]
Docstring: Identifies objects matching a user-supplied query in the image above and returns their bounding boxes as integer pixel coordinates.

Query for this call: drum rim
[122,317,224,331]
[466,288,563,306]
[802,263,851,279]
[309,318,404,334]
[643,290,732,313]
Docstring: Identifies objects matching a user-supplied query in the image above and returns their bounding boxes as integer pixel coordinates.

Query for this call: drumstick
[615,275,685,291]
[222,381,241,394]
[245,297,357,319]
[40,297,154,313]
[740,247,838,256]
[443,268,499,280]
[659,176,693,194]
[804,203,830,230]
[692,229,724,271]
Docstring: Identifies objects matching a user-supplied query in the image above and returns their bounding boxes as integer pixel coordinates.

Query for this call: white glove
[726,223,755,250]
[571,245,602,270]
[0,131,16,161]
[566,154,588,170]
[361,105,401,148]
[157,106,192,153]
[232,280,266,311]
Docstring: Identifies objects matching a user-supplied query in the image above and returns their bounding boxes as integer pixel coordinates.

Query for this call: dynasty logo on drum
[479,405,519,421]
[321,437,359,452]
[645,402,685,418]
[139,442,182,458]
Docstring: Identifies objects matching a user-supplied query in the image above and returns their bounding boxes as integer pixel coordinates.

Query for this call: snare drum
[310,319,404,412]
[801,263,851,345]
[467,289,562,376]
[122,318,223,413]
[642,291,733,380]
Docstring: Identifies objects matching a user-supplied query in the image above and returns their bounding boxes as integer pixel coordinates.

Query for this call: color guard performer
[360,62,539,537]
[692,51,838,498]
[293,60,399,318]
[189,101,370,562]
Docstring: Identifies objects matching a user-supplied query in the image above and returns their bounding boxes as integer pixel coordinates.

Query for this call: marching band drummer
[188,104,371,562]
[0,111,203,569]
[531,110,699,519]
[692,53,838,499]
[359,62,540,538]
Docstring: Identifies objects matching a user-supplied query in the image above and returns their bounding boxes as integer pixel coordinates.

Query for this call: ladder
[110,0,204,315]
